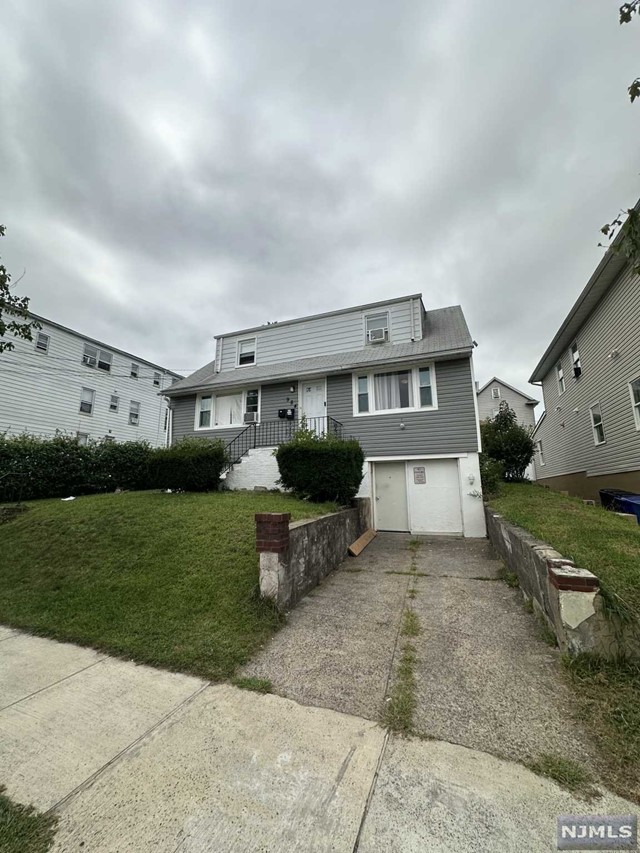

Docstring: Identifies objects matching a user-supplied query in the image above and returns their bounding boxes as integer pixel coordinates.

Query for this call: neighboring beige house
[476,377,538,427]
[530,226,640,501]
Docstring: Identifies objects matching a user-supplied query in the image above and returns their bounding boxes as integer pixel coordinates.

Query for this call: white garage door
[407,459,462,535]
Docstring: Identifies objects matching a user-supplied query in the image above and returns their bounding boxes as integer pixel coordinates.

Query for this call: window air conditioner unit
[244,412,259,424]
[573,365,582,378]
[368,328,387,343]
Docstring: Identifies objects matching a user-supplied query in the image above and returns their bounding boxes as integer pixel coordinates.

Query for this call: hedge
[0,434,226,502]
[275,432,364,504]
[150,437,226,492]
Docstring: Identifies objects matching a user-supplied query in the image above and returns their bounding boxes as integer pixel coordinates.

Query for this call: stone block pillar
[256,512,291,607]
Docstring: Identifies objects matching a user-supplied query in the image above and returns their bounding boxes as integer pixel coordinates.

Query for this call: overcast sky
[2,0,639,399]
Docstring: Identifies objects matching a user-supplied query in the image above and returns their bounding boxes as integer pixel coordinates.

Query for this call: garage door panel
[407,459,462,535]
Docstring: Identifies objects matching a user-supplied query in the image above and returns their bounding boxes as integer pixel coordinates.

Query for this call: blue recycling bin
[599,489,640,524]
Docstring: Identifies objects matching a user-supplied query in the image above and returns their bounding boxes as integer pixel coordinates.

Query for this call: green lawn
[490,483,640,614]
[0,788,56,853]
[0,491,337,680]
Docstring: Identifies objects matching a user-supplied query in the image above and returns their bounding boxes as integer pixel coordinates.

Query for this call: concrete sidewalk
[0,535,635,851]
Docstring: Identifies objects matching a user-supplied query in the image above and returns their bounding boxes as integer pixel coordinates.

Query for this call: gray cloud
[1,0,639,396]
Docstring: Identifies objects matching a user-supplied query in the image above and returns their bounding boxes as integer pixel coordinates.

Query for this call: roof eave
[164,345,472,398]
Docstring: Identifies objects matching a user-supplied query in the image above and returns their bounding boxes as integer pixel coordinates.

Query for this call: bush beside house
[275,428,364,504]
[0,433,226,502]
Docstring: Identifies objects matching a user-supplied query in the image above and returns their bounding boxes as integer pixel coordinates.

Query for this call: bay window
[354,365,436,415]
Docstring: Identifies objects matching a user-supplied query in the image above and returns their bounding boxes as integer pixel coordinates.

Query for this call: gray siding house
[166,294,486,537]
[0,313,181,447]
[530,240,640,501]
[476,377,538,427]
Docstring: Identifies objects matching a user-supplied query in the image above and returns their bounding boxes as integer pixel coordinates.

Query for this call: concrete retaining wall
[224,447,280,491]
[256,499,370,611]
[485,506,637,658]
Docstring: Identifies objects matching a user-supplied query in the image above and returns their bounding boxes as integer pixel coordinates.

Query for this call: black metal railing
[222,416,344,473]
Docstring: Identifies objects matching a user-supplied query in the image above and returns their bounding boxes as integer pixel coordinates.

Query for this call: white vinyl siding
[218,298,421,371]
[0,320,176,447]
[534,262,640,480]
[353,364,437,416]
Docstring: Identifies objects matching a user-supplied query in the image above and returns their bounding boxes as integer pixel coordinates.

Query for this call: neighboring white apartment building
[476,377,538,427]
[0,313,182,447]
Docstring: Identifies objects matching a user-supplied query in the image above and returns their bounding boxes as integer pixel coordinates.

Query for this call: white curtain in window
[215,393,243,425]
[374,371,412,410]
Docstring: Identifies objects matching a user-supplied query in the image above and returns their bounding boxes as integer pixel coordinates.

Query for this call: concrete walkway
[0,536,635,851]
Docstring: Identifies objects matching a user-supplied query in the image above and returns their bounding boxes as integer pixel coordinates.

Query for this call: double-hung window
[570,342,581,377]
[109,395,119,412]
[130,363,139,379]
[80,387,95,415]
[82,344,112,372]
[355,365,436,414]
[198,395,213,428]
[35,332,50,354]
[630,378,640,430]
[237,339,256,366]
[129,401,140,426]
[365,312,389,344]
[491,387,500,399]
[557,361,565,395]
[153,372,161,387]
[589,403,606,445]
[536,440,545,466]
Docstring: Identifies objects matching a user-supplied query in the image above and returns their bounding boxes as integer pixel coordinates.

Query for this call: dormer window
[237,338,256,366]
[365,312,389,344]
[491,387,500,399]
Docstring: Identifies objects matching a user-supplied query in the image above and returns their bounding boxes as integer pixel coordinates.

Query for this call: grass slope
[0,491,337,680]
[490,483,640,613]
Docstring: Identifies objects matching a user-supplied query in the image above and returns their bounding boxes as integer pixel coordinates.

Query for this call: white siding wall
[218,299,420,372]
[0,321,175,447]
[533,264,640,480]
[477,381,537,427]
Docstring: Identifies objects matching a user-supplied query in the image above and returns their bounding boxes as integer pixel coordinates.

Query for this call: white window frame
[82,343,112,372]
[556,361,565,395]
[35,332,50,354]
[570,341,581,376]
[153,371,161,387]
[491,387,500,399]
[352,364,438,417]
[79,387,95,416]
[589,402,606,446]
[535,440,545,466]
[194,387,262,430]
[109,395,119,412]
[77,432,89,446]
[130,362,140,379]
[236,338,257,367]
[129,401,141,426]
[364,311,390,344]
[629,377,640,431]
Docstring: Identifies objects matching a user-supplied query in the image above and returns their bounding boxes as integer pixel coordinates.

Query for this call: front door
[374,462,409,531]
[300,379,326,434]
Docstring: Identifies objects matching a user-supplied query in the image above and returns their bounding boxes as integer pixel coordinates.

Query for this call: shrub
[479,454,504,498]
[0,433,151,502]
[275,430,364,504]
[480,404,535,482]
[150,437,226,492]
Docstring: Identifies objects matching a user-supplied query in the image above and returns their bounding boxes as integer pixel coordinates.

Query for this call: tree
[599,3,640,272]
[0,225,40,353]
[480,403,535,483]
